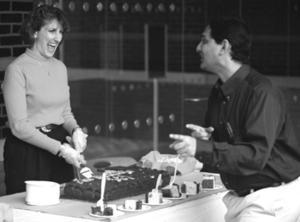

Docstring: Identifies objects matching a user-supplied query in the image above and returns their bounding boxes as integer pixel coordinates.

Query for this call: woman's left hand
[66,128,88,153]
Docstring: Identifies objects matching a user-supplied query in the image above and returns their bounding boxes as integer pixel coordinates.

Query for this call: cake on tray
[123,200,143,210]
[63,165,170,202]
[161,184,182,198]
[181,181,201,195]
[201,175,215,189]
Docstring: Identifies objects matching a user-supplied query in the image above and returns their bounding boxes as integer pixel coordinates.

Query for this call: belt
[37,124,59,133]
[235,182,285,197]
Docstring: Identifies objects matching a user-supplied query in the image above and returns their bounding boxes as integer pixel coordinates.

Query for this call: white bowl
[25,181,60,206]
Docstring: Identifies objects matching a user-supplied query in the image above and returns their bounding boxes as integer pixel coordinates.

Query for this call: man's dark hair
[208,16,252,64]
[20,4,70,46]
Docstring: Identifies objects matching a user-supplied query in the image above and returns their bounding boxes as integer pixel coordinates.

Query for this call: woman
[2,5,87,195]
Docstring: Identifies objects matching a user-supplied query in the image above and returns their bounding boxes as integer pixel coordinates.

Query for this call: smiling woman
[2,5,87,195]
[32,19,63,58]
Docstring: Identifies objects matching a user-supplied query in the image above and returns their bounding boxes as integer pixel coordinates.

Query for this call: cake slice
[202,175,215,189]
[145,189,163,204]
[161,184,181,198]
[181,181,200,195]
[123,200,142,210]
[91,203,117,216]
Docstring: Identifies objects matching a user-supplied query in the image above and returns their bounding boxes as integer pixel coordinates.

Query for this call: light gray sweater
[3,48,78,155]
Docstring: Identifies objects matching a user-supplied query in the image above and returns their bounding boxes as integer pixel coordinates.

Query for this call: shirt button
[216,164,220,167]
[223,101,226,105]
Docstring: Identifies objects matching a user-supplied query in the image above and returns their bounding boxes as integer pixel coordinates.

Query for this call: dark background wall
[0,0,300,162]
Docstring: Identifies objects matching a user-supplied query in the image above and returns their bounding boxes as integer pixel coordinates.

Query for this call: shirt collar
[216,64,251,100]
[25,48,51,62]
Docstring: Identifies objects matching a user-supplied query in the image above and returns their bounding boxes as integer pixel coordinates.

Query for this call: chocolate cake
[161,184,181,198]
[63,165,170,202]
[202,176,215,189]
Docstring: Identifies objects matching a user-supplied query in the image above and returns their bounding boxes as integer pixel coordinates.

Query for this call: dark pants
[3,125,74,195]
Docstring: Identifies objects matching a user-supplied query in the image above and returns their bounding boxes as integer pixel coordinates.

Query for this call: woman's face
[31,19,63,58]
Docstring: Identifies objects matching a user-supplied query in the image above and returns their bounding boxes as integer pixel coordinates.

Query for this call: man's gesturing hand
[186,124,214,140]
[169,134,197,158]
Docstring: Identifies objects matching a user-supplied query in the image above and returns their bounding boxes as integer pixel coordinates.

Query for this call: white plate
[203,184,223,190]
[26,200,60,206]
[117,205,151,212]
[89,210,124,218]
[142,199,172,206]
[201,172,220,176]
[164,196,186,200]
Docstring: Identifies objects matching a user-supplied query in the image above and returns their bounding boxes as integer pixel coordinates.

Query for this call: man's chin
[200,64,206,70]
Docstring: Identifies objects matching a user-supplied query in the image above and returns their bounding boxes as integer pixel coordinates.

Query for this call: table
[0,172,228,222]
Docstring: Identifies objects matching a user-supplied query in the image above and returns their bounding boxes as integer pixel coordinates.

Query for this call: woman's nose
[54,32,62,42]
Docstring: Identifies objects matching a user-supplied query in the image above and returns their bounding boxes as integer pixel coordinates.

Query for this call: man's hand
[169,134,197,158]
[186,124,214,140]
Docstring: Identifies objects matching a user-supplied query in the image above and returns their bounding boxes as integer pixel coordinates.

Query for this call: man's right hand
[186,124,214,140]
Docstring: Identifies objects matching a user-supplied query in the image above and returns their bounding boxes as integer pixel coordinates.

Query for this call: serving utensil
[155,174,162,192]
[79,164,94,179]
[97,172,106,208]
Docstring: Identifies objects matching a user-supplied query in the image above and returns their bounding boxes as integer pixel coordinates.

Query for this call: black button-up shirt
[197,65,300,193]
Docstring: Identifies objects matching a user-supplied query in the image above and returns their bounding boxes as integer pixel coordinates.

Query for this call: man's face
[196,26,222,73]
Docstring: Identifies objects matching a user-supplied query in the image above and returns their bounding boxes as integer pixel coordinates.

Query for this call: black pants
[3,126,74,195]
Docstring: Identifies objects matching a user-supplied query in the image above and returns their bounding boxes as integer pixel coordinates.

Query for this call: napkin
[0,203,13,222]
[137,151,201,175]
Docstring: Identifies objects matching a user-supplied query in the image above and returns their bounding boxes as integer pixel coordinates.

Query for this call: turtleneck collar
[25,48,52,62]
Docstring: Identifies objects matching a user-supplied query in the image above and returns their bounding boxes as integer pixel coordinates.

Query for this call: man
[169,16,300,221]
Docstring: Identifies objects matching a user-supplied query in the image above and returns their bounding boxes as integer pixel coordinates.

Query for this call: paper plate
[142,199,172,206]
[164,196,186,200]
[203,184,223,190]
[89,210,124,218]
[117,205,151,212]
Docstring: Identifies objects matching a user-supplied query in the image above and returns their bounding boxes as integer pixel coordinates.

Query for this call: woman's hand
[186,124,214,140]
[66,128,88,153]
[58,143,86,168]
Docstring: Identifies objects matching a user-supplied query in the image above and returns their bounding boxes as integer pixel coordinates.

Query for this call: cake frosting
[145,189,163,204]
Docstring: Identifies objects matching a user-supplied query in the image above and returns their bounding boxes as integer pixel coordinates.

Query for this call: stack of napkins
[137,151,202,175]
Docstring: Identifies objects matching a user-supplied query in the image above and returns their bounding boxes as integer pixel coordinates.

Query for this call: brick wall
[0,0,34,141]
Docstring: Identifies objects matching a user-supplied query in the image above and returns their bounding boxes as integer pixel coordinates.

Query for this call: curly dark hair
[207,16,252,64]
[20,5,70,46]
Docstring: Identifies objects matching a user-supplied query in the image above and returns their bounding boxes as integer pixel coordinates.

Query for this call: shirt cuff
[195,138,214,165]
